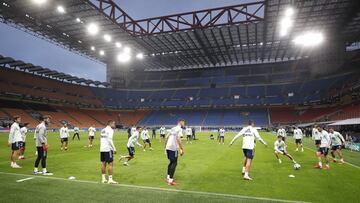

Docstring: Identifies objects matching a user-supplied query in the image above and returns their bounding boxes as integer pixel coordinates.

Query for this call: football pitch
[0,131,359,203]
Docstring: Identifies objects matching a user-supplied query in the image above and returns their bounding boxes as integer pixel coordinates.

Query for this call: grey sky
[0,0,247,82]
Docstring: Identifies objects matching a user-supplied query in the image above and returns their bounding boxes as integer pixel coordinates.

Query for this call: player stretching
[312,125,321,149]
[314,127,331,169]
[88,125,96,147]
[293,127,304,152]
[141,127,153,151]
[185,126,192,144]
[34,115,53,175]
[100,120,117,184]
[72,126,80,140]
[59,123,69,151]
[274,135,298,164]
[119,126,143,166]
[19,123,29,160]
[219,127,225,144]
[229,120,267,180]
[165,119,185,186]
[329,128,345,164]
[8,116,22,168]
[160,126,166,142]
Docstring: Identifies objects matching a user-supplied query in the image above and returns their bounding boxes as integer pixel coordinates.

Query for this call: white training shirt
[20,126,28,142]
[166,125,183,151]
[131,127,137,135]
[141,130,149,140]
[8,122,22,144]
[219,128,225,136]
[185,127,192,135]
[312,128,320,140]
[160,127,166,135]
[74,127,79,132]
[319,130,331,148]
[329,131,345,146]
[59,127,69,139]
[277,128,286,137]
[293,129,303,139]
[100,126,116,152]
[88,127,96,136]
[127,131,141,148]
[274,140,286,153]
[230,125,266,150]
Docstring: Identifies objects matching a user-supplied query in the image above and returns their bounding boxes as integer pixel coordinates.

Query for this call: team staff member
[230,120,267,180]
[8,116,22,168]
[34,115,53,175]
[165,119,185,186]
[100,120,117,184]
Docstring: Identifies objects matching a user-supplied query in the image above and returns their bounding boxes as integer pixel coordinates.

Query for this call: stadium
[0,0,359,202]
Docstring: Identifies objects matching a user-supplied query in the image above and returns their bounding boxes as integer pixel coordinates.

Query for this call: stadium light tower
[115,42,122,48]
[87,23,99,35]
[279,7,295,37]
[91,46,95,51]
[99,50,105,56]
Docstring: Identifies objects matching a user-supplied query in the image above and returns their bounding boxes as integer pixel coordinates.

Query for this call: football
[294,163,301,170]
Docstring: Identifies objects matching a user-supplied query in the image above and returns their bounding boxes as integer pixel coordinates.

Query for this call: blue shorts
[166,150,178,161]
[11,142,21,150]
[295,139,302,144]
[19,141,26,148]
[100,151,113,163]
[318,147,329,155]
[243,149,254,159]
[315,140,321,145]
[331,145,342,151]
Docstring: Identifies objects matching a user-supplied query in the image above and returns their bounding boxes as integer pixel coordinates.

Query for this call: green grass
[0,131,359,203]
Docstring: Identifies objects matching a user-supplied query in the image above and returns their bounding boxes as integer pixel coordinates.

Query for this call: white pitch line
[0,171,309,203]
[16,177,35,182]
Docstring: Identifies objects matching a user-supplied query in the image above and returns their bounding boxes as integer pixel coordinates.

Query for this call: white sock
[34,167,38,172]
[292,160,296,164]
[102,174,106,180]
[319,162,322,167]
[108,175,113,181]
[244,172,249,177]
[168,178,173,183]
[167,175,170,180]
[42,168,47,173]
[242,167,245,173]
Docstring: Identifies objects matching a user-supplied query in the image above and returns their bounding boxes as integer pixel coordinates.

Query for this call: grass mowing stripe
[0,171,309,203]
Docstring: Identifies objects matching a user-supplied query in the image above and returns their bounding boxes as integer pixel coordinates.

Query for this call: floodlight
[87,23,99,35]
[32,0,47,4]
[293,32,324,47]
[115,42,122,48]
[57,6,65,13]
[104,34,112,42]
[91,46,95,51]
[285,7,294,17]
[117,53,131,63]
[136,53,144,59]
[99,50,105,56]
[123,47,131,53]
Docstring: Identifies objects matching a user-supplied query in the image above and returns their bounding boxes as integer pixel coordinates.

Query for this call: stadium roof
[1,0,360,71]
[0,54,109,87]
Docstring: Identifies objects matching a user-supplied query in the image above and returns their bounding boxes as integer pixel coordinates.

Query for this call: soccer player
[277,127,286,141]
[165,119,185,186]
[34,115,53,175]
[229,120,267,180]
[312,125,321,149]
[100,120,117,184]
[185,126,192,144]
[88,125,96,148]
[152,127,156,139]
[219,127,225,144]
[141,127,153,151]
[274,135,298,164]
[72,126,80,140]
[293,127,304,152]
[314,126,331,169]
[8,116,22,168]
[159,126,166,142]
[329,128,345,164]
[19,123,29,160]
[59,123,69,151]
[119,126,143,166]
